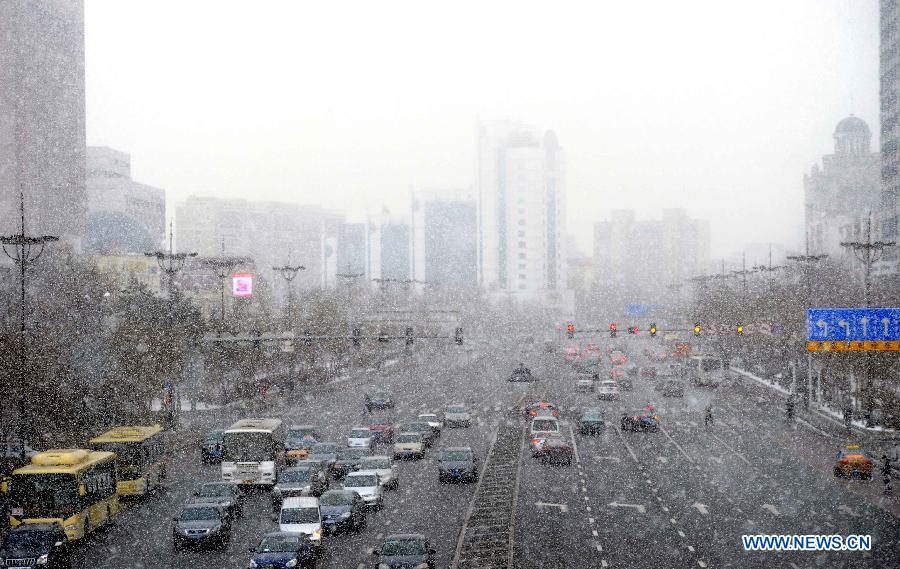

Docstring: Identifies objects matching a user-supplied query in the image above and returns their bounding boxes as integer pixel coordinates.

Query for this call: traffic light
[251,329,261,348]
[610,323,617,338]
[454,327,464,345]
[649,323,657,338]
[352,327,361,347]
[378,332,389,343]
[628,326,639,334]
[693,323,701,337]
[303,330,312,346]
[736,324,744,336]
[566,323,575,339]
[405,327,414,346]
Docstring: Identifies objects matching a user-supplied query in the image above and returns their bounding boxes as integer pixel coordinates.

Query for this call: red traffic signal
[610,323,617,338]
[566,323,575,339]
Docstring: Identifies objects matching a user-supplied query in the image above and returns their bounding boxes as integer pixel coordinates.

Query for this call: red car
[367,416,395,443]
[640,366,658,378]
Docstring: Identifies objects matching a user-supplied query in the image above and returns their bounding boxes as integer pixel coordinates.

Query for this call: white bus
[688,355,724,387]
[221,418,285,486]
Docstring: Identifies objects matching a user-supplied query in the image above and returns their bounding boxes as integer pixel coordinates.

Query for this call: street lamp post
[144,223,196,428]
[787,233,828,409]
[272,263,306,390]
[1,190,58,459]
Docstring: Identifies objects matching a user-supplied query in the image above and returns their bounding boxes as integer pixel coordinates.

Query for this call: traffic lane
[646,388,900,568]
[70,350,488,568]
[321,412,496,568]
[515,436,607,569]
[703,400,900,566]
[520,357,700,568]
[574,424,697,568]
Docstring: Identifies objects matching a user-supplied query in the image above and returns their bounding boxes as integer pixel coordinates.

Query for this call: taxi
[833,444,873,480]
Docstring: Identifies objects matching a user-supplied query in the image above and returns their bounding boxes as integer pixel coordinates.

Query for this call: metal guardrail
[451,420,525,569]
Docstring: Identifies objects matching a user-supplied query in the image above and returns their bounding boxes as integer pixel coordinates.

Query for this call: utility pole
[787,232,828,409]
[144,222,197,428]
[730,252,758,295]
[201,240,250,402]
[272,262,306,390]
[1,190,58,458]
[840,212,896,425]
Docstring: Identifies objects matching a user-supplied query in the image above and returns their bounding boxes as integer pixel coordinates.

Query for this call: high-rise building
[0,0,86,248]
[593,209,710,309]
[175,196,345,304]
[804,116,880,258]
[85,146,166,255]
[336,222,367,277]
[880,0,900,274]
[411,188,477,287]
[476,120,567,303]
[367,210,410,282]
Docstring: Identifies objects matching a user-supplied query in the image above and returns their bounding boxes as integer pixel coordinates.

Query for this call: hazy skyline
[84,0,879,260]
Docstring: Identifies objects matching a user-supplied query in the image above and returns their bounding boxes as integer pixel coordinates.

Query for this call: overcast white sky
[84,0,880,259]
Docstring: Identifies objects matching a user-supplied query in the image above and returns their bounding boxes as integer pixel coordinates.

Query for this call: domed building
[803,115,880,257]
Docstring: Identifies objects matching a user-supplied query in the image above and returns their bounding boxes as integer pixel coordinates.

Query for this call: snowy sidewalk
[731,366,899,442]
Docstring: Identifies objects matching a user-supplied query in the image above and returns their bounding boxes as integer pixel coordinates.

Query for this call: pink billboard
[232,273,254,297]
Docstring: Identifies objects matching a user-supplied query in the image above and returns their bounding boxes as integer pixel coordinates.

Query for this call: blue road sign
[625,304,664,316]
[807,308,900,342]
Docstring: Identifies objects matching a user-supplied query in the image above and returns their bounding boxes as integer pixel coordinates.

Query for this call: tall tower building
[0,0,87,249]
[880,0,900,273]
[803,116,880,258]
[410,188,477,287]
[475,120,567,303]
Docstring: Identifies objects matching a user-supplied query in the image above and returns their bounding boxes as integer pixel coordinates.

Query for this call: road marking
[589,517,595,524]
[601,560,609,567]
[608,501,646,513]
[796,417,838,440]
[357,564,365,569]
[710,433,752,466]
[670,518,677,524]
[581,487,588,493]
[656,455,669,464]
[592,529,598,537]
[789,563,801,569]
[698,561,707,568]
[569,424,581,465]
[535,501,569,512]
[678,530,686,538]
[687,545,695,552]
[837,504,860,517]
[614,424,640,464]
[584,496,589,501]
[656,496,662,502]
[596,544,603,552]
[761,504,780,515]
[692,502,709,515]
[662,506,669,512]
[594,455,622,463]
[660,427,694,463]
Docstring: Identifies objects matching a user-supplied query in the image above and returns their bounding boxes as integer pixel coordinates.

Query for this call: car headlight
[248,561,258,569]
[36,555,49,565]
[339,511,352,519]
[286,559,298,568]
[312,529,321,541]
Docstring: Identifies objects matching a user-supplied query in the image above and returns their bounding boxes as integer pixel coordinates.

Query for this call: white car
[445,404,471,428]
[342,470,384,509]
[417,413,443,432]
[278,496,322,548]
[360,455,399,490]
[346,427,375,449]
[575,374,595,392]
[596,380,620,400]
[529,417,561,456]
[393,432,425,460]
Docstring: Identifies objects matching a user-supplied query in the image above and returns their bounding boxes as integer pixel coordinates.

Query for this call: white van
[278,496,322,549]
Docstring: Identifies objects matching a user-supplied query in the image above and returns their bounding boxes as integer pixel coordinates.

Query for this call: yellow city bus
[4,449,119,541]
[89,425,166,497]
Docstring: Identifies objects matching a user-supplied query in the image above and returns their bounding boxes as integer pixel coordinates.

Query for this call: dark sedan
[397,421,437,447]
[579,408,605,435]
[621,410,661,433]
[318,490,366,534]
[200,429,225,463]
[365,391,394,412]
[307,443,339,472]
[188,481,244,519]
[437,447,479,483]
[540,438,574,465]
[373,534,436,569]
[333,447,372,479]
[247,532,317,569]
[172,503,231,551]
